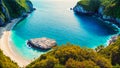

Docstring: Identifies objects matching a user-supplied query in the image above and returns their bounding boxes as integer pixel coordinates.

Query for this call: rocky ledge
[27,37,57,50]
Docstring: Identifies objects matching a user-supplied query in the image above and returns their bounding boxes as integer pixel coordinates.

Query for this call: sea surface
[11,0,116,60]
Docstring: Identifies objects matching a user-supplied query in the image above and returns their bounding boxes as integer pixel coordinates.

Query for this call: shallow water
[11,0,116,60]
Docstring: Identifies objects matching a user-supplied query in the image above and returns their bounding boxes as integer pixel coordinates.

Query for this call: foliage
[0,50,18,68]
[2,0,30,18]
[77,0,101,13]
[0,0,33,25]
[65,58,99,68]
[95,45,104,52]
[27,43,112,68]
[27,56,59,68]
[77,0,120,18]
[98,36,120,65]
[101,0,120,18]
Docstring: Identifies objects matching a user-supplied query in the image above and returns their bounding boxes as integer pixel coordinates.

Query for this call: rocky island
[27,37,57,50]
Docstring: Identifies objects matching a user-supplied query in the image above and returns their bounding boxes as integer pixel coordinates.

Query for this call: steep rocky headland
[0,0,35,26]
[73,0,120,31]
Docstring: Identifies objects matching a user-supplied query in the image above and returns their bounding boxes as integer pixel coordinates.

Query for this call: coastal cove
[11,0,119,61]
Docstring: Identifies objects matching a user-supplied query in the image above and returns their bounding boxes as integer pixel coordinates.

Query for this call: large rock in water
[27,37,57,50]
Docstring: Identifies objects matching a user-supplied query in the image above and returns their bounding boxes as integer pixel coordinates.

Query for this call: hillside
[98,36,120,65]
[26,43,111,68]
[0,50,18,68]
[0,0,34,26]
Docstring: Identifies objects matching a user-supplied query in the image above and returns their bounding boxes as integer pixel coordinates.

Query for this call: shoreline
[0,18,31,67]
[107,34,119,45]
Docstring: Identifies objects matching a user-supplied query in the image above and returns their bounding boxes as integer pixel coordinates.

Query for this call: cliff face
[73,0,120,28]
[0,0,34,26]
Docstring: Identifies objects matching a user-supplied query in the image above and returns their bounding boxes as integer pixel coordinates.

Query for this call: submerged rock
[27,37,57,50]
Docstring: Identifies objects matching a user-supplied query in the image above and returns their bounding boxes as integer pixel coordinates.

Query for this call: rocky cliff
[73,0,120,29]
[0,0,34,26]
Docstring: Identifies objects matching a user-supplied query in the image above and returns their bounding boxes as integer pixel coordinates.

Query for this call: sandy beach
[0,18,31,67]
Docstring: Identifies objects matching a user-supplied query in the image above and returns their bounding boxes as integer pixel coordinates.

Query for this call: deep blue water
[11,0,116,60]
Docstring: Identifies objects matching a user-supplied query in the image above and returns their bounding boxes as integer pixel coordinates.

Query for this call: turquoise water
[11,0,116,60]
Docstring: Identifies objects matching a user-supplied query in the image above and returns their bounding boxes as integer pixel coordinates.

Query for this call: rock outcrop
[27,37,57,50]
[73,4,86,13]
[73,4,94,15]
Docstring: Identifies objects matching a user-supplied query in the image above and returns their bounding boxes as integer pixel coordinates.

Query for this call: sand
[0,18,31,67]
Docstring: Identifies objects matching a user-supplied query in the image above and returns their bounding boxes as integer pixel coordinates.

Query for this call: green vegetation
[101,0,120,18]
[2,0,26,18]
[0,50,18,68]
[0,0,33,25]
[98,36,120,65]
[77,0,120,18]
[27,43,114,68]
[77,0,101,13]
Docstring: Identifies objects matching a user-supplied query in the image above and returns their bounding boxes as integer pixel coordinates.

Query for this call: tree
[95,45,104,52]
